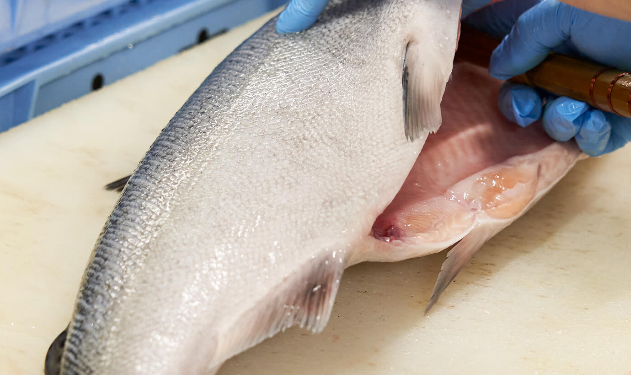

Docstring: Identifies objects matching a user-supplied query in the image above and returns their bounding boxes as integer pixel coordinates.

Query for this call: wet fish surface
[48,0,584,374]
[53,0,462,374]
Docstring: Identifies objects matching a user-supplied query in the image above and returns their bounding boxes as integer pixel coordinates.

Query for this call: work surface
[2,10,631,375]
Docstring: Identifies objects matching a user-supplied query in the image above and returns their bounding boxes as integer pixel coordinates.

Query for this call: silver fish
[50,0,462,374]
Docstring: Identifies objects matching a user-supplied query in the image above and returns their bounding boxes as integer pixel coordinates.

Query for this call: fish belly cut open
[357,62,584,311]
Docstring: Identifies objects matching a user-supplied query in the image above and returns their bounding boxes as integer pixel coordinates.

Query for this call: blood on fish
[372,223,401,243]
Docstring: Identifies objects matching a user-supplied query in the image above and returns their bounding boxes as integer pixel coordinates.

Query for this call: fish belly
[357,62,583,311]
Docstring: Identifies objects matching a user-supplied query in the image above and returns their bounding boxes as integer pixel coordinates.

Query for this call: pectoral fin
[403,47,448,141]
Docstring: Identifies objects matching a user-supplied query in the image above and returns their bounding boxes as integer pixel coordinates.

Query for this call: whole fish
[46,0,583,374]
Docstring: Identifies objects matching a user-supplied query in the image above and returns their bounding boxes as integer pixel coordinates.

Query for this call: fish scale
[52,1,461,374]
[46,2,587,373]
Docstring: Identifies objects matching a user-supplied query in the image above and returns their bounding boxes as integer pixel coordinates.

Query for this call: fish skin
[57,1,462,374]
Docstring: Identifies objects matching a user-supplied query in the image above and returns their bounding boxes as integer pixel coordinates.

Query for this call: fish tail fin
[425,222,508,314]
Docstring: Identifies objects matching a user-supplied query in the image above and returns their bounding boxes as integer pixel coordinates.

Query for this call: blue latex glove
[468,0,631,156]
[276,0,493,33]
[276,0,329,33]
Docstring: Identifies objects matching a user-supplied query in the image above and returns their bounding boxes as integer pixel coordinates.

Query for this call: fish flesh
[51,0,462,374]
[47,0,583,374]
[364,62,583,312]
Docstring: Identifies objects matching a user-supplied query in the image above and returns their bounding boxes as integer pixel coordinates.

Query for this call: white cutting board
[1,9,630,375]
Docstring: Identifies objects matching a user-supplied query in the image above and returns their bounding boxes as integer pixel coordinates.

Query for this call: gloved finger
[497,82,542,127]
[464,0,539,39]
[542,96,588,142]
[574,110,611,156]
[489,0,574,80]
[276,0,330,34]
[598,114,631,155]
[461,0,493,19]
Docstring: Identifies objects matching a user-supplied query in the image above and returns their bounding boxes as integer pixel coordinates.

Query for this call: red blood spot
[372,217,401,243]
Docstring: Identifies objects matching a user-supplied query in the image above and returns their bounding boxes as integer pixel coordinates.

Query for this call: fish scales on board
[47,0,584,374]
[52,0,462,374]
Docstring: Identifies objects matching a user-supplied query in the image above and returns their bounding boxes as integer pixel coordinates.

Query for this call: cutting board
[1,9,630,375]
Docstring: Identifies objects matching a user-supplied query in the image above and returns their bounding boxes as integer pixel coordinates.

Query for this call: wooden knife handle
[455,24,631,119]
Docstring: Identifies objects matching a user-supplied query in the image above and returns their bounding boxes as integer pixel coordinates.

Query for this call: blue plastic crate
[0,0,130,55]
[0,0,287,132]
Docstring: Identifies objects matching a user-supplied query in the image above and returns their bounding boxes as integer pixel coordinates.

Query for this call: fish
[46,0,584,374]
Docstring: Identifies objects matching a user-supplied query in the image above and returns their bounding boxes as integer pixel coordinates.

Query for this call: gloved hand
[467,0,631,156]
[276,0,328,33]
[275,0,493,34]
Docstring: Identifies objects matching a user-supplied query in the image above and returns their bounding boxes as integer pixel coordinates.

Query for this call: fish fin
[104,175,131,192]
[45,326,68,375]
[403,43,450,141]
[217,250,346,364]
[425,222,507,314]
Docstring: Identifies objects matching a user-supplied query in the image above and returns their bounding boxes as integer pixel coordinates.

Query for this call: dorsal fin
[104,175,131,192]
